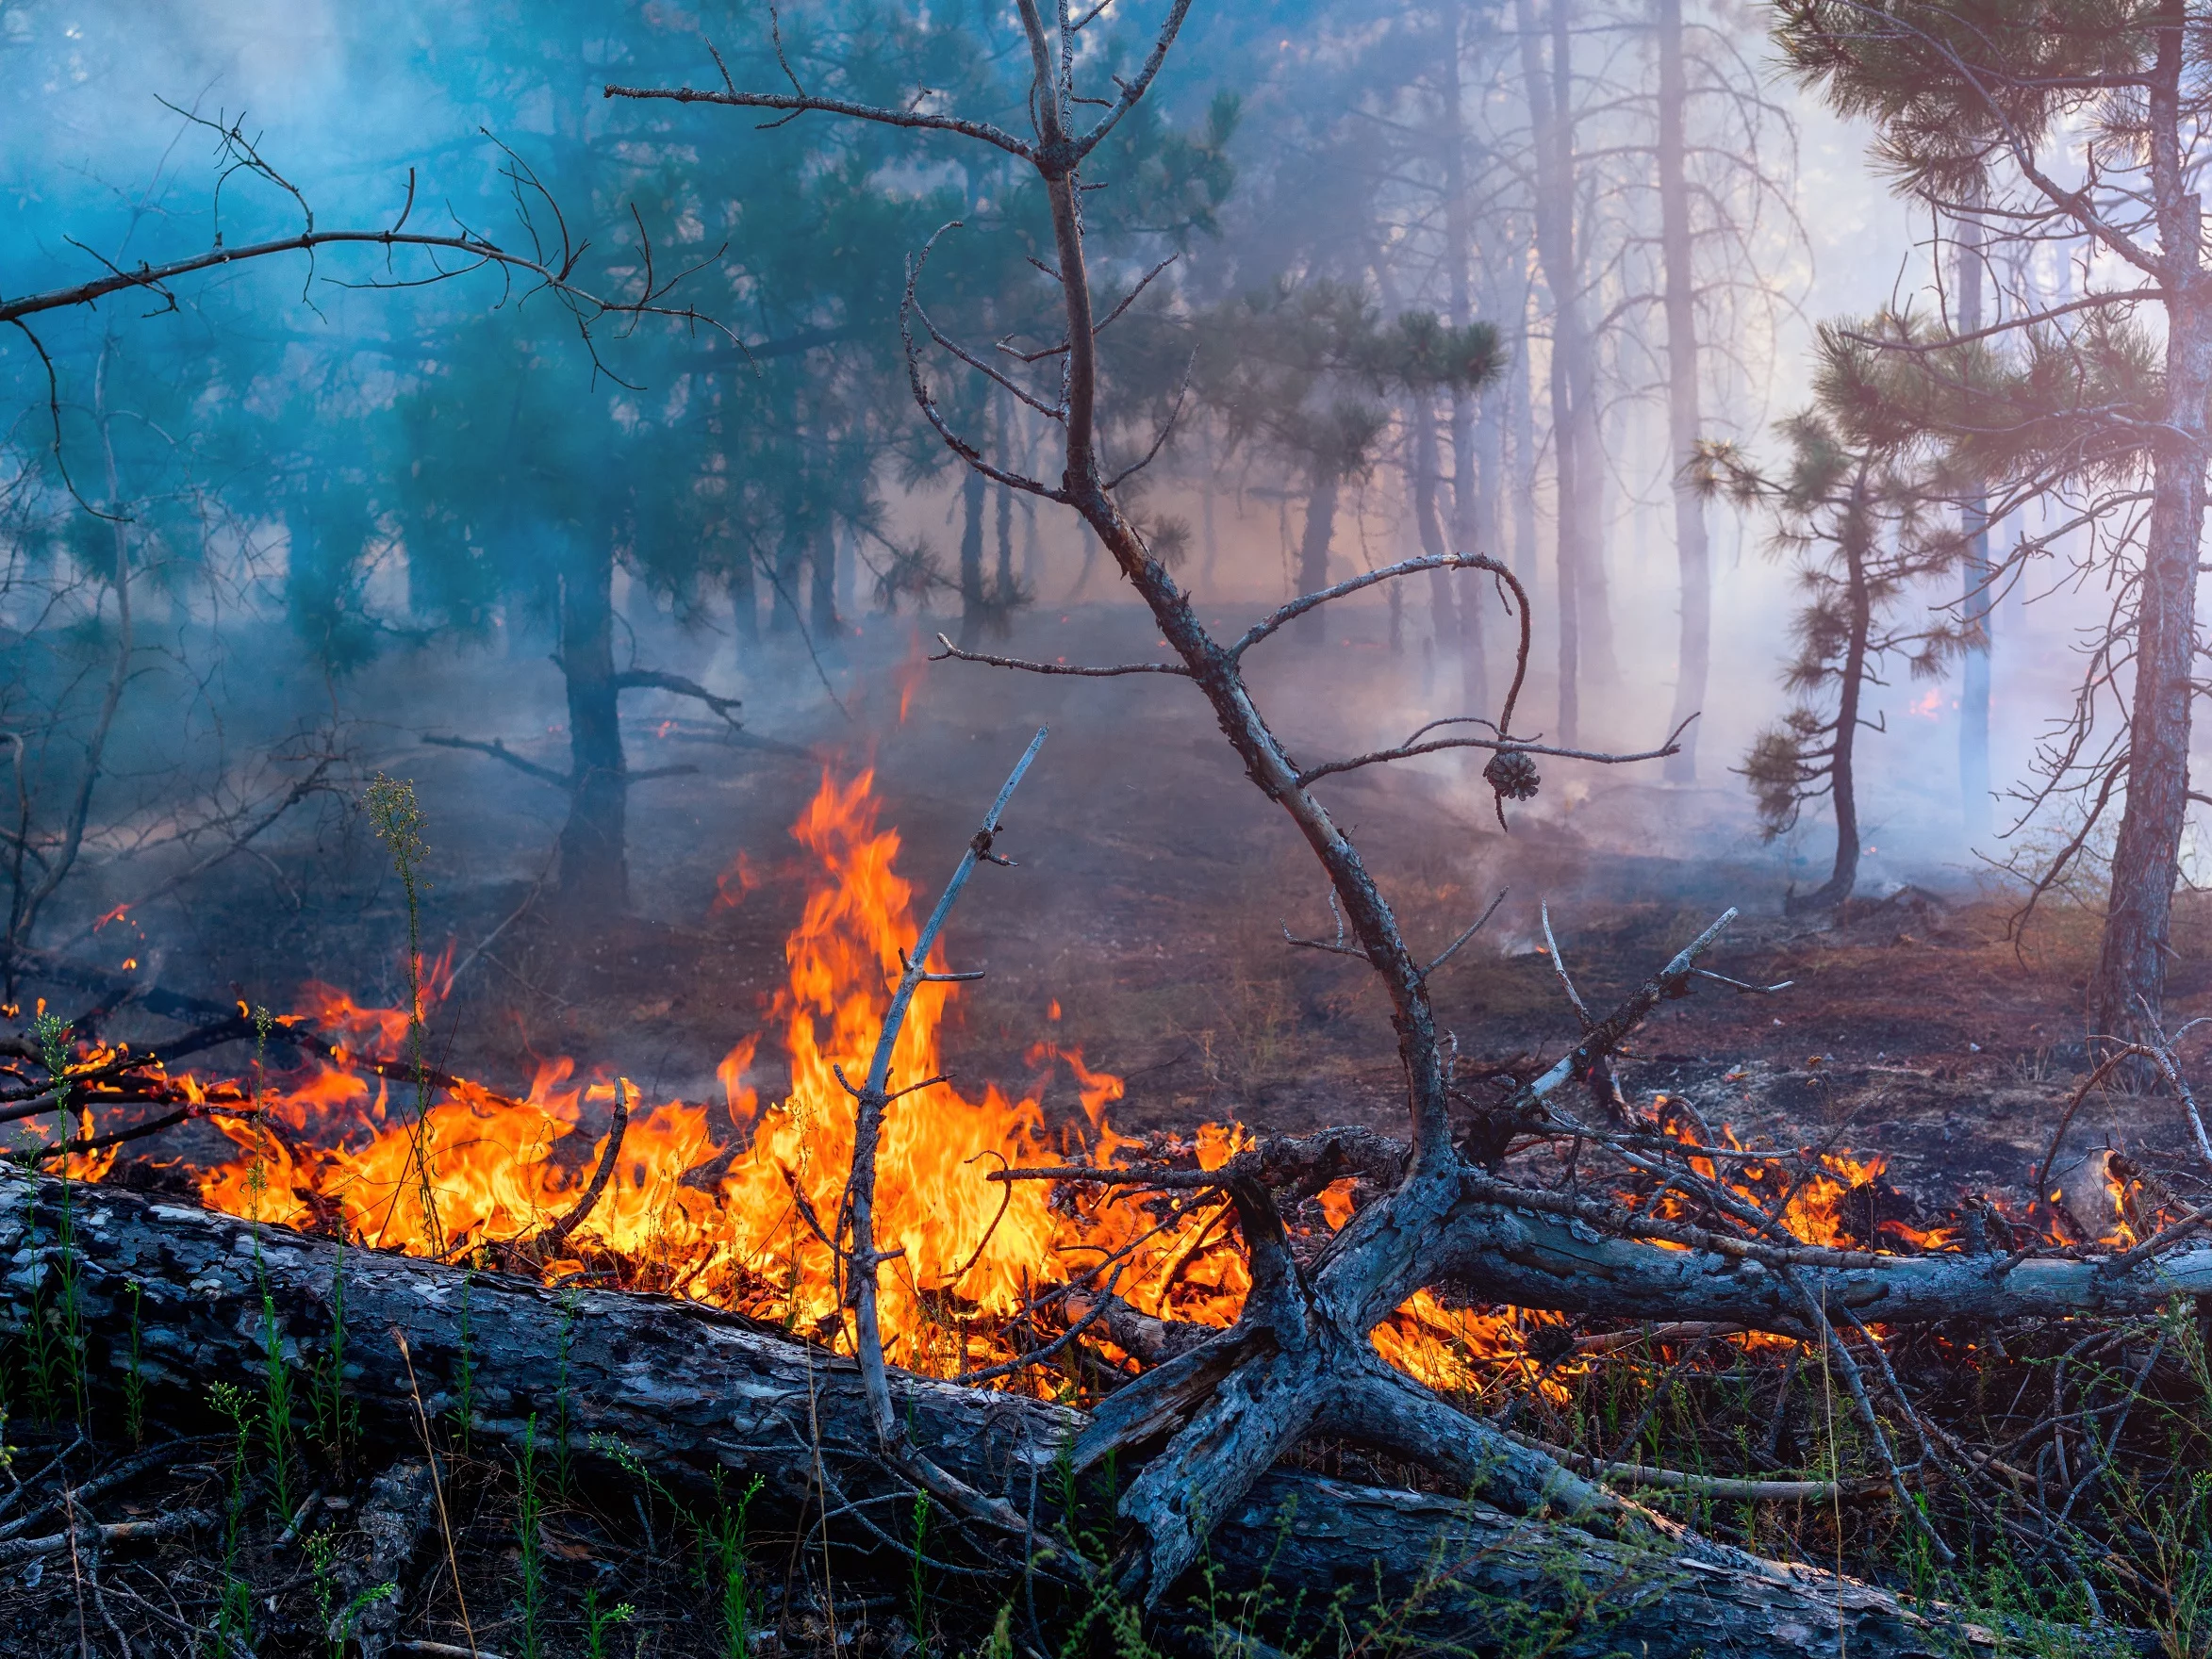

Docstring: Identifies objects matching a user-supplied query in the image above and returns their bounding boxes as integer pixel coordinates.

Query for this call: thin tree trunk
[730,559,759,646]
[1956,205,1993,843]
[1791,490,1869,915]
[958,464,987,646]
[811,518,839,642]
[17,353,135,948]
[771,516,805,636]
[1517,0,1586,742]
[1411,402,1466,689]
[2089,7,2208,1045]
[1200,427,1222,592]
[1657,0,1709,783]
[556,537,626,912]
[1296,469,1340,641]
[1441,0,1489,712]
[1510,301,1540,583]
[1554,0,1617,696]
[995,392,1015,601]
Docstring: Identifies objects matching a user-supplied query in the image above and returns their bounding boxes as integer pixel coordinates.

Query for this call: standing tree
[1775,0,2212,1043]
[1693,356,1967,912]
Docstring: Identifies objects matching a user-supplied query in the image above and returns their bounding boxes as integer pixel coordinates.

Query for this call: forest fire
[34,771,2068,1404]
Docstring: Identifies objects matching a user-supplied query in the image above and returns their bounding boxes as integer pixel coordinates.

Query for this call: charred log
[0,1171,2054,1659]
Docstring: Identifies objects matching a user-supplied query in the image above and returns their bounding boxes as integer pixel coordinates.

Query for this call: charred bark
[0,1172,2077,1659]
[1515,0,1590,741]
[772,517,807,635]
[1411,402,1464,675]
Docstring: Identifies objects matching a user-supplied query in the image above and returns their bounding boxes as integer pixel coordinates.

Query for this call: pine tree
[1775,0,2212,1041]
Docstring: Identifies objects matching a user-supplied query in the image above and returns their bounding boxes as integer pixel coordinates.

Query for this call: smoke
[0,0,2156,1009]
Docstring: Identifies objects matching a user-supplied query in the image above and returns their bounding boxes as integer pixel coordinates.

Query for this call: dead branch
[419,735,570,789]
[837,728,1051,1549]
[931,633,1190,677]
[608,668,745,727]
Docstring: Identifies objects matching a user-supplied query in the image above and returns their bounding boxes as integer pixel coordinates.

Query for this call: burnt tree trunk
[771,516,807,635]
[0,1170,2115,1659]
[1510,300,1541,583]
[731,549,760,646]
[1656,0,1709,783]
[556,538,627,912]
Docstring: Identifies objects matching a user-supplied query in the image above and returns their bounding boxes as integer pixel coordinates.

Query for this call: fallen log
[0,1170,2109,1658]
[1423,1192,2212,1332]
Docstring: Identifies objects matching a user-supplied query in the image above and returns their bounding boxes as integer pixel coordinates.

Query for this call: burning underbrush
[0,770,2167,1407]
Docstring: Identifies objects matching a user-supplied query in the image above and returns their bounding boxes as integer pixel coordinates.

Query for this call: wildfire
[110,771,1257,1385]
[51,772,2101,1398]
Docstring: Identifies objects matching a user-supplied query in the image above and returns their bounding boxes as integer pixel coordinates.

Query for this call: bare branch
[420,734,570,789]
[1296,717,1695,789]
[603,81,1033,162]
[932,633,1188,677]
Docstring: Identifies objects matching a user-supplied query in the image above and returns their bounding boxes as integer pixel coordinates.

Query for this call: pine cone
[1483,748,1541,802]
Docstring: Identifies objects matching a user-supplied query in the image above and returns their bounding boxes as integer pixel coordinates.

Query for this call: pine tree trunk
[1296,469,1341,642]
[2088,10,2209,1045]
[556,538,627,912]
[1441,0,1489,712]
[771,517,805,636]
[1656,0,1709,784]
[995,391,1015,601]
[1517,0,1589,742]
[1510,308,1540,583]
[811,519,840,642]
[1956,199,1992,843]
[1412,404,1463,671]
[1790,485,1870,916]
